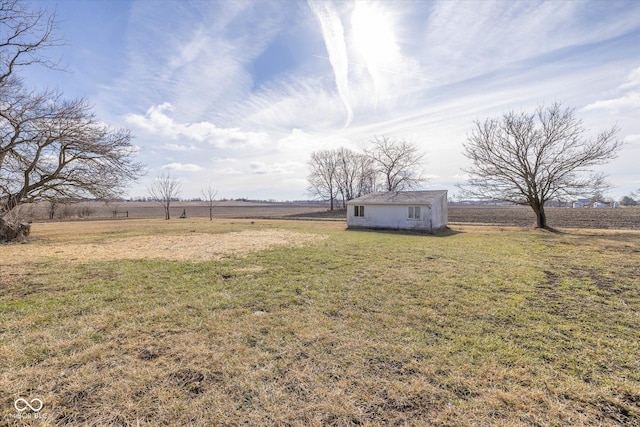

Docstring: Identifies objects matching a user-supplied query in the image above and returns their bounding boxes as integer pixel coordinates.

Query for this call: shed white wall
[347,206,448,232]
[430,193,448,229]
[347,204,432,230]
[346,192,448,232]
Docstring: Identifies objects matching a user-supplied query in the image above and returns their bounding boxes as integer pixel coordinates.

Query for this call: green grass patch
[1,220,639,425]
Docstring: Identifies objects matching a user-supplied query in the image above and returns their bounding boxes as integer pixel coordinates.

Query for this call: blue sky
[23,0,640,200]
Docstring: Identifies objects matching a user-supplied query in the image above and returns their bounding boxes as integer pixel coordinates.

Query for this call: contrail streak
[308,0,353,128]
[312,55,437,83]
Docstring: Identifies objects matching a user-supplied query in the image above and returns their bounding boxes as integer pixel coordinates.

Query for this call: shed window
[354,205,365,217]
[408,206,421,219]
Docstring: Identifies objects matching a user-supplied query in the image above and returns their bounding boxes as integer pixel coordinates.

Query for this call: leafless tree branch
[0,79,143,217]
[307,149,340,210]
[147,172,181,220]
[364,135,426,192]
[0,0,63,84]
[459,102,622,228]
[201,182,218,221]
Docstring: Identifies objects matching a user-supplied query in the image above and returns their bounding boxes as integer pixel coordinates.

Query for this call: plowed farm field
[23,201,640,230]
[448,206,640,229]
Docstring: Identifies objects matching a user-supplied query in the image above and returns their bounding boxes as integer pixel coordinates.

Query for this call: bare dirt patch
[0,229,328,265]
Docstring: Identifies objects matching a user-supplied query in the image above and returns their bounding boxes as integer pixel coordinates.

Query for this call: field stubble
[0,219,639,426]
[20,200,640,230]
[448,205,639,229]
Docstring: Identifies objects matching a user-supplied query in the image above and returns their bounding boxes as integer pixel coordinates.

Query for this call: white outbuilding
[346,190,448,233]
[573,198,592,208]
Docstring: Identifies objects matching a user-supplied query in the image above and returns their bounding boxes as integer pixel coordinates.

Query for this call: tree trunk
[532,204,547,229]
[0,217,31,242]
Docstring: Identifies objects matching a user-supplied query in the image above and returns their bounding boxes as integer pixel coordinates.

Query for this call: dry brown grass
[1,220,639,426]
[1,222,326,265]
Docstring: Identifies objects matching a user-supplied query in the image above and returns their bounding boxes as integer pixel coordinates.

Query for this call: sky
[21,0,640,201]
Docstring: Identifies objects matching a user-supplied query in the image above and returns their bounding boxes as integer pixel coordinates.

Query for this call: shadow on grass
[345,226,463,237]
[536,226,562,233]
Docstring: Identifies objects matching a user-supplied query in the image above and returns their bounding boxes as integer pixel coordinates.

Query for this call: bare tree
[355,154,377,197]
[335,147,377,206]
[620,195,637,207]
[308,147,379,209]
[459,102,622,229]
[335,147,356,206]
[47,199,58,219]
[147,172,181,220]
[309,140,423,209]
[0,86,142,214]
[364,136,426,192]
[0,0,61,85]
[201,182,218,221]
[307,149,339,210]
[0,1,142,241]
[590,191,609,204]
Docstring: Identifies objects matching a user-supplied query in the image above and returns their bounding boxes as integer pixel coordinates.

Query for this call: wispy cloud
[619,66,640,90]
[98,1,286,124]
[308,0,353,128]
[162,143,200,152]
[232,77,351,131]
[583,93,640,113]
[249,161,304,175]
[126,103,269,149]
[161,163,204,172]
[583,66,640,112]
[305,1,427,127]
[44,0,640,199]
[624,134,640,143]
[420,1,640,83]
[218,167,244,176]
[209,158,304,176]
[350,1,424,106]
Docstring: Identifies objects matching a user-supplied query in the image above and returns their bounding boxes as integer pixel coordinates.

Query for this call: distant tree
[590,191,611,204]
[307,149,339,210]
[620,196,637,207]
[459,103,622,229]
[335,147,357,206]
[354,152,377,197]
[335,147,377,207]
[364,136,426,192]
[201,182,218,221]
[147,172,181,220]
[308,147,378,209]
[47,199,59,219]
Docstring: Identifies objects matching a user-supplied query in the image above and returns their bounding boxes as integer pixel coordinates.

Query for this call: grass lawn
[1,219,639,426]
